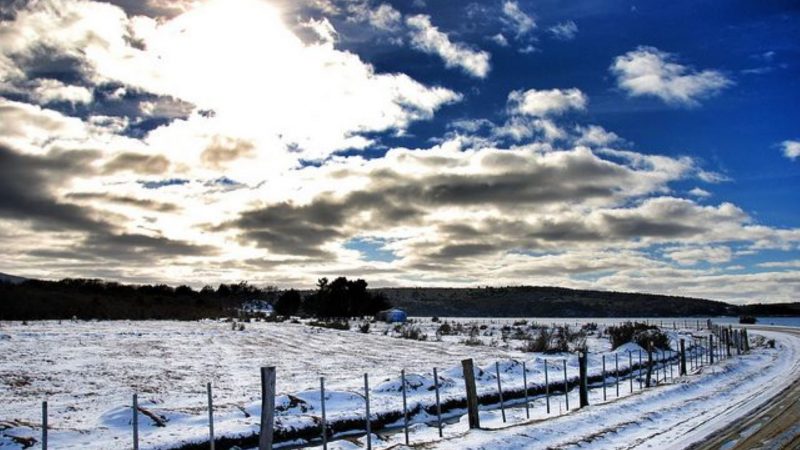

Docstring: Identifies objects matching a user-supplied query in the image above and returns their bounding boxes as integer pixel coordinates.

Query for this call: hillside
[375,286,738,317]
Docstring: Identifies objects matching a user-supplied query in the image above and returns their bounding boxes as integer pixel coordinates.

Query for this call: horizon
[0,0,798,304]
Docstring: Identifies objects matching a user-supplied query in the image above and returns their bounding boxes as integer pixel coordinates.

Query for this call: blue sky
[0,0,797,303]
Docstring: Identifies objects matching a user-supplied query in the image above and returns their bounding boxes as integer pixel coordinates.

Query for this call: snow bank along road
[689,326,800,450]
[419,327,800,450]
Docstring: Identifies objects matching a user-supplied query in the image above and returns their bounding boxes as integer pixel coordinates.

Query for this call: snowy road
[413,328,800,450]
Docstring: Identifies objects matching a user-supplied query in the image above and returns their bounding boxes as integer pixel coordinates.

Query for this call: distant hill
[0,272,26,284]
[1,272,794,320]
[375,286,738,318]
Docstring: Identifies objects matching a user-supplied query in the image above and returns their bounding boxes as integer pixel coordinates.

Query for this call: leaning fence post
[578,352,589,408]
[744,329,750,352]
[544,359,551,414]
[679,339,687,375]
[522,361,530,419]
[602,354,607,401]
[562,359,569,411]
[42,401,47,450]
[320,377,328,450]
[401,369,410,444]
[132,393,139,450]
[461,359,480,429]
[364,373,372,450]
[207,382,215,450]
[259,367,276,450]
[433,368,443,437]
[495,362,506,422]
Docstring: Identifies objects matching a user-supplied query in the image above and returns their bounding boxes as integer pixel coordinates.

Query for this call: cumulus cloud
[665,245,733,266]
[549,21,578,40]
[406,14,491,78]
[781,140,800,160]
[29,79,93,105]
[0,0,461,168]
[501,1,535,37]
[507,88,587,117]
[611,46,732,106]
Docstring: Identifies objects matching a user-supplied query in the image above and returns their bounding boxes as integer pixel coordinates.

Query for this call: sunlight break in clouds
[611,46,732,106]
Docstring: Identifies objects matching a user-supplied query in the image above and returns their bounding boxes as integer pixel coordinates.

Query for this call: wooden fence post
[578,352,588,408]
[679,339,687,376]
[320,377,327,450]
[544,360,550,414]
[42,401,47,450]
[207,382,215,450]
[645,342,653,388]
[364,373,372,450]
[401,369,409,444]
[433,368,443,437]
[259,367,276,450]
[562,359,569,411]
[522,361,530,419]
[709,335,715,364]
[638,350,643,389]
[615,353,620,397]
[495,362,506,423]
[133,393,139,450]
[461,359,480,429]
[744,329,750,352]
[726,329,732,357]
[602,355,607,401]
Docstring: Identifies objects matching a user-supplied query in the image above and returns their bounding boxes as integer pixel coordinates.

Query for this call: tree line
[0,276,390,320]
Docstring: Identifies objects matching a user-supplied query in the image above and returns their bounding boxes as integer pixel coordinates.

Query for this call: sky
[0,0,798,304]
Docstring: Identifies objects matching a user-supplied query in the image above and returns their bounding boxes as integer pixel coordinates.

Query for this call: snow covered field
[0,319,791,449]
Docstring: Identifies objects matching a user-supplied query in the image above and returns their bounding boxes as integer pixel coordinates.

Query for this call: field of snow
[0,318,783,449]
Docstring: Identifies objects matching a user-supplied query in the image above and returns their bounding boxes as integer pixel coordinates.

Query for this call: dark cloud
[103,152,171,175]
[65,192,180,212]
[0,144,107,232]
[201,137,255,170]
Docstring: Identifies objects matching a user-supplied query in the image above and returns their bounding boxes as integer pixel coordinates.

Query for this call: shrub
[399,325,427,341]
[608,322,670,350]
[513,320,528,326]
[436,322,453,336]
[739,315,757,324]
[431,316,440,322]
[358,322,371,333]
[461,336,483,346]
[308,319,350,331]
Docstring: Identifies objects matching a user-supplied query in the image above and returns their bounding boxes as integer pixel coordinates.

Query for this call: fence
[33,321,750,450]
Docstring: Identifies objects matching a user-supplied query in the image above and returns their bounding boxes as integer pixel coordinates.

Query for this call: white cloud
[367,3,402,31]
[507,88,587,117]
[549,21,578,40]
[29,79,93,105]
[502,1,535,36]
[610,46,732,106]
[302,17,338,44]
[406,14,491,78]
[490,33,509,47]
[665,245,733,265]
[689,187,711,198]
[575,125,620,146]
[781,140,800,160]
[0,0,461,174]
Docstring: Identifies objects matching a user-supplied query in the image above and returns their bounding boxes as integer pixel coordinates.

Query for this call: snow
[0,319,793,449]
